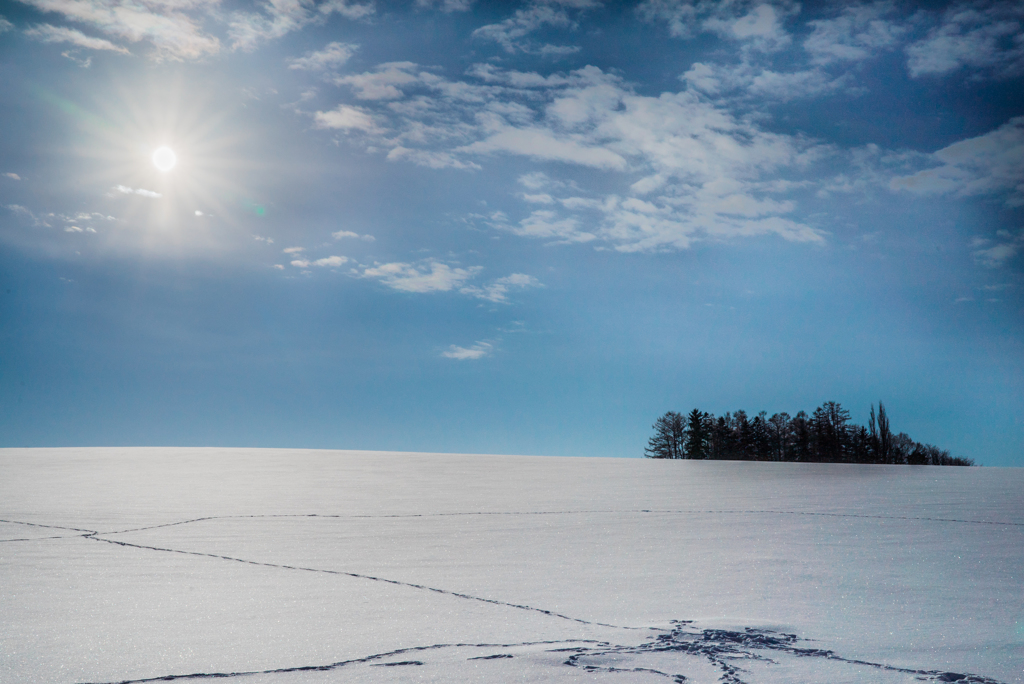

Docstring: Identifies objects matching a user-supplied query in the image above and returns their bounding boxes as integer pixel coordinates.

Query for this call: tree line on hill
[644,401,974,465]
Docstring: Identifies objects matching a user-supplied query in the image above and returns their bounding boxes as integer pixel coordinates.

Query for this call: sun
[152,146,177,172]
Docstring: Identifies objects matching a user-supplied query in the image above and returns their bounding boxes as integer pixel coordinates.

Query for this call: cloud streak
[25,22,130,52]
[361,260,482,293]
[441,340,493,359]
[17,0,220,60]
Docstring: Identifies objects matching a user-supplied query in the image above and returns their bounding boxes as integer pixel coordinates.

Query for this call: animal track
[2,515,1009,684]
[75,625,1006,684]
[561,621,1006,684]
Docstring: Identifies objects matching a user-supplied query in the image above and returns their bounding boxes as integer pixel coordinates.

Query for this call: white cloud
[309,62,830,252]
[314,104,379,132]
[228,0,369,51]
[288,41,356,70]
[906,2,1024,78]
[334,61,422,100]
[332,230,375,241]
[682,61,846,101]
[291,254,347,268]
[0,16,13,32]
[638,0,796,50]
[442,341,493,360]
[228,0,311,51]
[461,273,541,303]
[973,230,1024,268]
[518,172,551,189]
[312,255,347,267]
[253,235,274,243]
[703,3,792,52]
[6,203,51,227]
[283,246,304,253]
[498,209,595,243]
[890,117,1024,206]
[318,0,375,20]
[113,184,161,198]
[416,0,474,12]
[472,3,576,53]
[361,260,482,293]
[804,2,906,65]
[17,0,220,60]
[4,172,21,180]
[386,146,481,170]
[458,123,627,170]
[25,23,130,52]
[636,0,701,38]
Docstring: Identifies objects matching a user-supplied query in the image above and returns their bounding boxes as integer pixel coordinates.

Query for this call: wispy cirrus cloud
[16,0,220,60]
[471,0,596,54]
[460,273,541,303]
[314,104,380,132]
[681,61,846,101]
[637,0,798,52]
[290,255,348,268]
[890,117,1024,206]
[906,1,1024,79]
[361,260,482,293]
[972,230,1024,268]
[25,23,130,52]
[112,184,161,198]
[332,229,375,241]
[416,0,475,12]
[309,62,827,252]
[229,0,372,51]
[441,340,493,359]
[803,1,906,65]
[288,41,357,70]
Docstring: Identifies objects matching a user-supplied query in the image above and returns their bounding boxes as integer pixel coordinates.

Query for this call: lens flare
[152,146,177,172]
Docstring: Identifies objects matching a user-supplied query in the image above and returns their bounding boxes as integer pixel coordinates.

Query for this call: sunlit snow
[1,449,1020,683]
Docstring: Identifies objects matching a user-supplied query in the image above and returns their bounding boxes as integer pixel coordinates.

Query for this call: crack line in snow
[85,535,638,630]
[96,509,1024,536]
[74,639,609,684]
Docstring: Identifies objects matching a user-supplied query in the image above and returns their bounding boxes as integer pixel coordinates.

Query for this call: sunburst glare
[152,146,177,172]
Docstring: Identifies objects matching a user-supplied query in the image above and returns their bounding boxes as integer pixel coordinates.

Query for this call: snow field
[1,448,1021,683]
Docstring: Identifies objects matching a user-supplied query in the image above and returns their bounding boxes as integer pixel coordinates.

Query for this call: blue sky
[1,0,1022,465]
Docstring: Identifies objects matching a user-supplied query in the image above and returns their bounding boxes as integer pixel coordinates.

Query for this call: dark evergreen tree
[768,412,792,461]
[646,400,970,465]
[791,411,811,462]
[751,411,771,460]
[734,410,753,460]
[685,408,709,459]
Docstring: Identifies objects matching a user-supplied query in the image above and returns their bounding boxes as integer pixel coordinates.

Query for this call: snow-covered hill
[1,449,1020,683]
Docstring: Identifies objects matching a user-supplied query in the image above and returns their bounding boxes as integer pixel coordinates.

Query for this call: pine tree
[791,411,811,462]
[768,412,791,461]
[685,408,708,459]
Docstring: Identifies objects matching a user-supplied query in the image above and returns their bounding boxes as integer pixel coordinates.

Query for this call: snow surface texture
[0,448,1021,684]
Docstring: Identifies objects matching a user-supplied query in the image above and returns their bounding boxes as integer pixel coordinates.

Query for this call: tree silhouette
[644,411,686,459]
[645,401,972,465]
